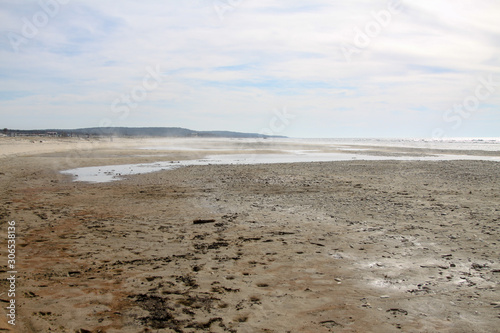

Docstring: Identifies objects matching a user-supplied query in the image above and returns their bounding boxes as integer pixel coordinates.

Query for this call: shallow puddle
[61,151,500,183]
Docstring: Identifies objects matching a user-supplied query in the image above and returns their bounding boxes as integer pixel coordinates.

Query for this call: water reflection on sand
[61,146,500,183]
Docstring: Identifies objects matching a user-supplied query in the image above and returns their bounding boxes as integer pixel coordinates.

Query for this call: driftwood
[193,219,216,225]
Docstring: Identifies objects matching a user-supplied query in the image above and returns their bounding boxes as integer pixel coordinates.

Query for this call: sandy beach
[1,137,499,332]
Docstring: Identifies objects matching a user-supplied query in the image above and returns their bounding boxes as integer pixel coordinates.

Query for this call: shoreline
[0,140,499,332]
[2,136,500,159]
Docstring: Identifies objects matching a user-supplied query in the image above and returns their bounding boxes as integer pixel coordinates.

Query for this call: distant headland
[0,127,286,139]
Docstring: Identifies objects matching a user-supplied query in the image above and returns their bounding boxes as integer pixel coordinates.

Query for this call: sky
[0,0,499,138]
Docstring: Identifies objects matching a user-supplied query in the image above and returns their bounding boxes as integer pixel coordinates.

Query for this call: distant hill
[4,127,286,139]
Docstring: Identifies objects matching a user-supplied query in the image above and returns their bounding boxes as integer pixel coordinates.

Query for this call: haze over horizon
[1,0,499,138]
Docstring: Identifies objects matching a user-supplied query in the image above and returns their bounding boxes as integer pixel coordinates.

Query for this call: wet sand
[0,137,499,332]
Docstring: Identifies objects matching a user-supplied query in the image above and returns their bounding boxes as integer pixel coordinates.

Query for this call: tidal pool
[61,150,500,183]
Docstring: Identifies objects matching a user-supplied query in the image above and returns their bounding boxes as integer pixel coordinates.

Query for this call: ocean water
[282,137,500,151]
[138,137,500,153]
[60,137,500,183]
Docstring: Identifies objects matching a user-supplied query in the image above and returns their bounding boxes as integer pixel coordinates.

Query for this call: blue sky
[1,0,499,138]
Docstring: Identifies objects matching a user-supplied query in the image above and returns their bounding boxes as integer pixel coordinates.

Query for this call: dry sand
[0,137,499,332]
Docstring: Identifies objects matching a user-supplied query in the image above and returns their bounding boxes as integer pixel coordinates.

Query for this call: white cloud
[0,0,499,137]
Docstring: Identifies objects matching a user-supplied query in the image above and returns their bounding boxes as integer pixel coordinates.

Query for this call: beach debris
[471,263,487,271]
[133,294,180,329]
[67,271,81,277]
[387,308,408,316]
[193,219,216,225]
[320,320,343,328]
